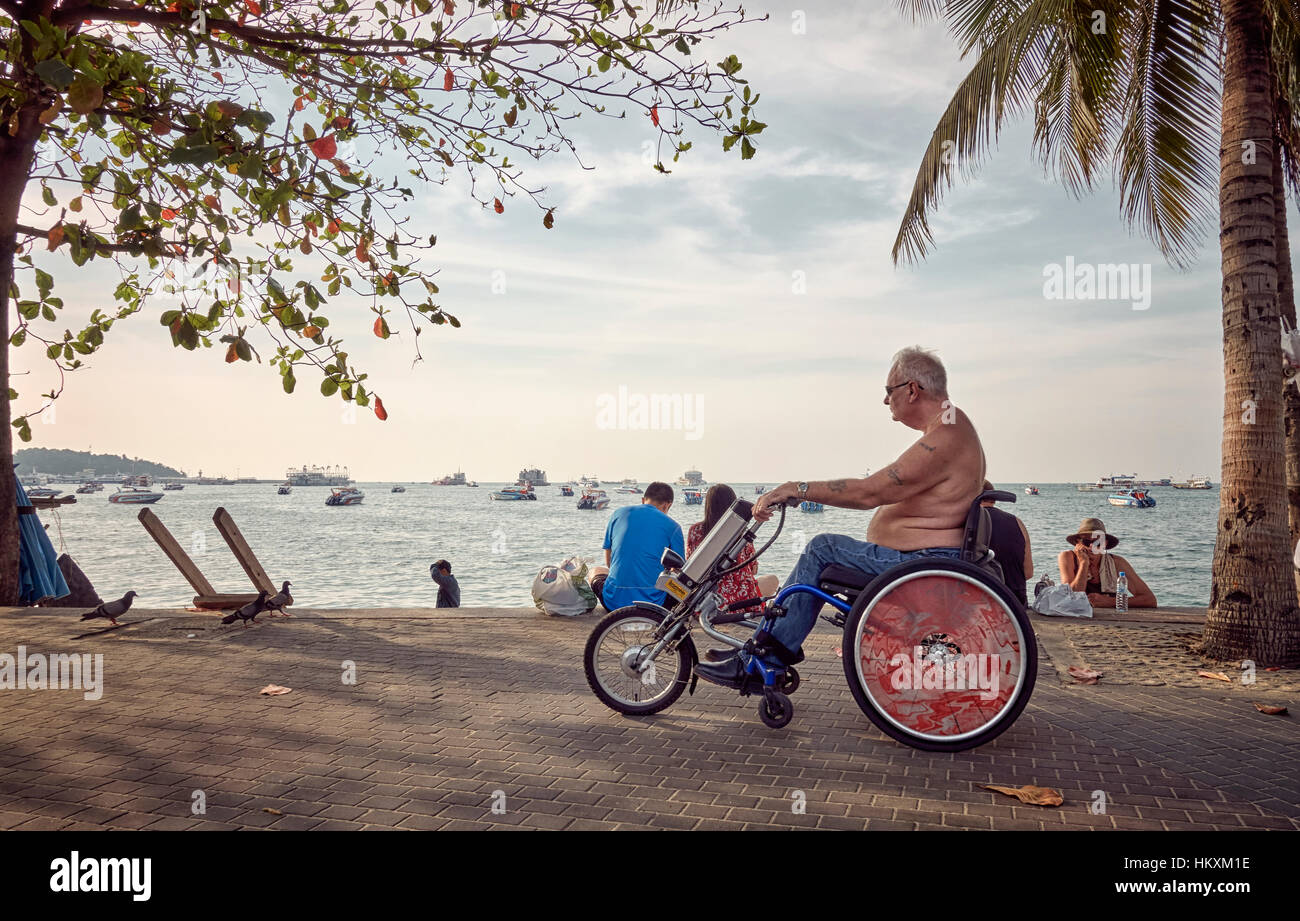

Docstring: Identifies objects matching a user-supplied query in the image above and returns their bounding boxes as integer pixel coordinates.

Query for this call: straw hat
[1066,517,1119,550]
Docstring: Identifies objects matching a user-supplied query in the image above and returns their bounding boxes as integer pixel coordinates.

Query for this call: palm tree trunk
[1204,0,1300,664]
[1277,135,1300,603]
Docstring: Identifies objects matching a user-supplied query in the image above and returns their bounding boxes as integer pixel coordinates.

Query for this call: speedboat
[391,485,406,493]
[491,486,536,501]
[800,501,824,513]
[75,483,97,494]
[164,483,184,491]
[1108,489,1156,508]
[682,488,704,506]
[579,475,601,488]
[277,482,292,495]
[466,481,479,488]
[617,478,643,494]
[559,485,574,497]
[26,487,61,499]
[1024,485,1039,496]
[754,485,766,494]
[577,488,610,510]
[325,486,365,506]
[108,486,163,504]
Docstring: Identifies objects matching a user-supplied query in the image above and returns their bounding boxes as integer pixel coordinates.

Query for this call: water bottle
[1115,572,1129,612]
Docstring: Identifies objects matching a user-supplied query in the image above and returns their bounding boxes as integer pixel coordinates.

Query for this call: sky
[13,1,1296,484]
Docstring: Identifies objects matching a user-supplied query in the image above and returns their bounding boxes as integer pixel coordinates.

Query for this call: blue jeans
[761,534,962,664]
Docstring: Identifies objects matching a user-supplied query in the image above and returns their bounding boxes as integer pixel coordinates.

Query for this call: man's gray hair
[890,346,948,399]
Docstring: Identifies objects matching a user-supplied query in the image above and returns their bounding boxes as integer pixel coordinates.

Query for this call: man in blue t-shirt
[596,482,684,611]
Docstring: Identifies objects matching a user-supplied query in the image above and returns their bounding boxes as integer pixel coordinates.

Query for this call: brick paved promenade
[0,606,1295,830]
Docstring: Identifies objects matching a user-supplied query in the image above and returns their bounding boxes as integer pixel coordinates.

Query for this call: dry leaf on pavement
[1197,671,1231,683]
[259,684,292,696]
[1253,703,1288,715]
[1068,666,1101,684]
[982,784,1064,807]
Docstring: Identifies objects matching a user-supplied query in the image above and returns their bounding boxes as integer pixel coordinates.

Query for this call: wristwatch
[798,481,809,501]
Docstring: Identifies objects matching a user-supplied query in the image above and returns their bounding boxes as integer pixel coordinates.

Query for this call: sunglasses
[884,380,917,397]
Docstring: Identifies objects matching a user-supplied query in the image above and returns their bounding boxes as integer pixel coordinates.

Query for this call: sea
[36,482,1219,609]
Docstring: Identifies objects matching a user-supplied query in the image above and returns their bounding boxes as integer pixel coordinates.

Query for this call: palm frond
[1031,0,1127,196]
[892,0,1068,264]
[1114,0,1220,267]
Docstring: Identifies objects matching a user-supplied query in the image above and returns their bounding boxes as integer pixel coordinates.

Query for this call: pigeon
[80,591,137,626]
[222,591,269,628]
[264,580,294,617]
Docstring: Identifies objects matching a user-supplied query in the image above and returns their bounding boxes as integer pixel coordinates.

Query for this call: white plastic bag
[1032,583,1093,618]
[532,555,597,616]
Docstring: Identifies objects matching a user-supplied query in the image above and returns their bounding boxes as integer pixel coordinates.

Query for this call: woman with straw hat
[1057,518,1157,608]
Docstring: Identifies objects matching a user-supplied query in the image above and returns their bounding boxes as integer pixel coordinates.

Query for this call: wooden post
[212,507,276,595]
[137,508,262,610]
[137,508,217,597]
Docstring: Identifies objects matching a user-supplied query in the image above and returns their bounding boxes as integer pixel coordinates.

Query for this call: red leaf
[225,343,239,363]
[443,68,454,91]
[310,135,338,159]
[510,2,520,16]
[396,55,407,66]
[374,397,388,421]
[203,194,220,210]
[326,219,340,234]
[161,208,178,220]
[443,0,455,13]
[245,0,261,15]
[47,225,65,250]
[356,238,370,262]
[332,116,352,130]
[650,105,659,127]
[493,198,504,214]
[294,96,305,112]
[373,316,389,339]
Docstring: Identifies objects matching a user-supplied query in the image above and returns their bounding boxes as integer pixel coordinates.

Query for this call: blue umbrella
[13,465,70,604]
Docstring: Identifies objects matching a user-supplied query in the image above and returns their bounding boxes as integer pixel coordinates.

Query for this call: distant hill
[15,448,185,479]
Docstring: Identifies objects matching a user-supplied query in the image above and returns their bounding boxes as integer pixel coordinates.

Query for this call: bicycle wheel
[584,606,692,716]
[841,558,1037,752]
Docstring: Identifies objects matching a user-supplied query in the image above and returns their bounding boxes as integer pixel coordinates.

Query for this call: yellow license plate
[664,578,688,601]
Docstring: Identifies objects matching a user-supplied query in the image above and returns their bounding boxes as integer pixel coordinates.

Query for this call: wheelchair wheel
[779,667,801,695]
[759,691,794,728]
[841,558,1037,752]
[584,607,692,716]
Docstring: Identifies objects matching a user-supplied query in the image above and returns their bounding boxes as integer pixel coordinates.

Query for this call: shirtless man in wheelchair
[694,345,989,687]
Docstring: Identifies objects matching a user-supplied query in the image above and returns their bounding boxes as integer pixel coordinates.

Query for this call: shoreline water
[30,482,1218,609]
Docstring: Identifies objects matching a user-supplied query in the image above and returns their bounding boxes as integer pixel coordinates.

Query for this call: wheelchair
[583,491,1038,752]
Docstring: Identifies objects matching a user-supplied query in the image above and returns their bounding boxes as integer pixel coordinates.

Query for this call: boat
[577,488,610,510]
[579,475,601,488]
[163,483,184,491]
[277,482,292,495]
[1079,473,1136,491]
[677,468,705,487]
[108,486,163,504]
[325,486,365,506]
[75,483,98,494]
[466,481,479,488]
[559,485,574,497]
[26,487,61,499]
[433,470,467,486]
[1024,485,1039,496]
[517,466,549,487]
[682,488,704,506]
[800,501,824,513]
[1108,489,1156,508]
[754,485,766,494]
[617,478,643,494]
[491,486,536,501]
[1172,475,1213,490]
[287,464,352,487]
[391,485,406,493]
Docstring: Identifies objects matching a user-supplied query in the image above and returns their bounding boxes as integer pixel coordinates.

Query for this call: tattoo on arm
[826,479,848,492]
[918,441,936,452]
[887,466,903,486]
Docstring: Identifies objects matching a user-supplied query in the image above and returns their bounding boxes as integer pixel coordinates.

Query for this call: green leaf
[34,59,76,91]
[67,78,104,115]
[320,377,339,397]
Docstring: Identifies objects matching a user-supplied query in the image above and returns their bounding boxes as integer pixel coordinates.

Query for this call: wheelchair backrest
[961,490,1016,565]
